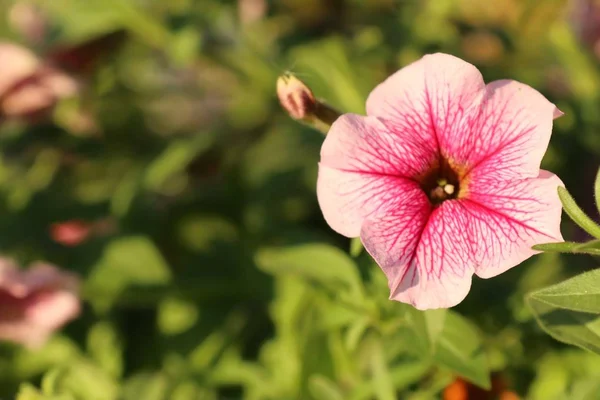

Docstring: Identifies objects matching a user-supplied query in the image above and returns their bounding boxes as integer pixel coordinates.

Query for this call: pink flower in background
[0,259,81,348]
[0,42,79,121]
[8,2,48,44]
[50,217,117,246]
[50,220,93,247]
[317,53,563,310]
[570,0,600,58]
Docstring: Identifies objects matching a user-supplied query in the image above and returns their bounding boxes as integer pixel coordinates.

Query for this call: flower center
[420,160,461,206]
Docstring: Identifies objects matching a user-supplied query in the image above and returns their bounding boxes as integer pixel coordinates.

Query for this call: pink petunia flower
[0,259,81,348]
[317,53,564,310]
[0,42,79,121]
[9,2,48,45]
[50,219,93,247]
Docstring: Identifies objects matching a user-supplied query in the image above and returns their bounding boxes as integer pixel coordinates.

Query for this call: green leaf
[44,360,120,400]
[433,311,490,389]
[13,336,81,378]
[87,322,123,379]
[533,242,581,253]
[424,309,447,352]
[533,241,600,256]
[177,215,239,252]
[528,269,600,313]
[530,301,600,354]
[349,360,430,400]
[157,296,199,335]
[189,313,246,372]
[350,237,363,257]
[255,244,365,299]
[594,167,600,215]
[558,186,600,240]
[122,373,169,400]
[16,384,74,400]
[308,375,345,400]
[527,269,600,354]
[144,135,213,193]
[574,240,600,256]
[394,307,446,357]
[569,378,600,400]
[368,336,396,400]
[85,236,172,312]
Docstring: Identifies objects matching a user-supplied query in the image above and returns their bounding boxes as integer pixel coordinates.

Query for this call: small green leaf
[533,242,581,253]
[528,269,600,313]
[349,360,430,400]
[569,378,600,400]
[527,269,600,354]
[528,298,600,354]
[574,240,600,256]
[157,297,199,335]
[345,317,370,351]
[87,322,123,379]
[189,313,245,372]
[122,372,169,400]
[558,186,600,239]
[45,360,120,400]
[350,238,364,257]
[16,384,60,400]
[85,236,172,312]
[369,336,396,400]
[41,369,63,396]
[255,244,365,299]
[533,241,600,255]
[433,311,490,389]
[308,375,345,400]
[144,135,213,193]
[424,309,447,352]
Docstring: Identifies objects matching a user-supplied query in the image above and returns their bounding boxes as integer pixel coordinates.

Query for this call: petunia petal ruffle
[457,80,561,183]
[467,170,564,278]
[361,200,474,310]
[361,171,563,309]
[366,53,485,160]
[320,113,436,179]
[317,165,425,237]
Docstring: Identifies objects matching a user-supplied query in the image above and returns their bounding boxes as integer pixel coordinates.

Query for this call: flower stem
[558,186,600,239]
[594,167,600,215]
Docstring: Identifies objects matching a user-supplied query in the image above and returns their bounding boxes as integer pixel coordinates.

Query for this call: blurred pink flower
[570,0,600,58]
[0,259,81,348]
[0,42,79,121]
[50,217,117,246]
[238,0,267,25]
[8,2,48,44]
[317,53,563,310]
[50,220,93,247]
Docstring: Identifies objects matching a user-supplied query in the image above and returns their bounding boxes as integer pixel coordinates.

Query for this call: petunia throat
[419,158,462,206]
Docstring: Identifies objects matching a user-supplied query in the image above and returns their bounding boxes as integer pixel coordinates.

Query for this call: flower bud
[276,72,341,134]
[277,73,317,120]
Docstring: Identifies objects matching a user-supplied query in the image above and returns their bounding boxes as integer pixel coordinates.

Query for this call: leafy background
[1,0,600,399]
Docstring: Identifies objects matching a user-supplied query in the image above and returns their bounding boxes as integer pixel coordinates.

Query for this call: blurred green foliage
[0,0,599,398]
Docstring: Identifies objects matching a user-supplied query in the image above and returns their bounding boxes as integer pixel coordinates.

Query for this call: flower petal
[317,165,425,237]
[321,113,436,178]
[466,170,564,278]
[363,171,564,310]
[0,43,39,97]
[362,200,477,310]
[0,261,81,348]
[366,53,485,158]
[459,80,560,183]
